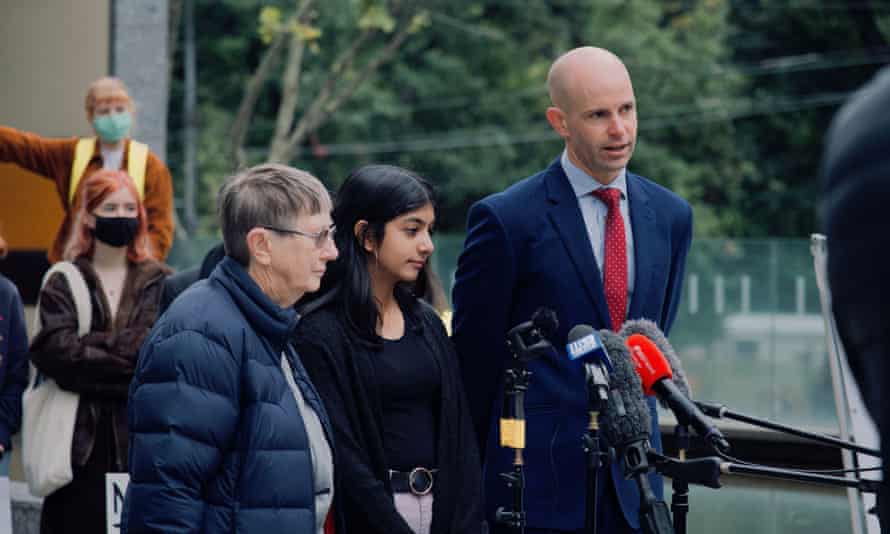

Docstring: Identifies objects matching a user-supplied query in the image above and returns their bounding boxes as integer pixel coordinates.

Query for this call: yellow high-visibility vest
[439,309,453,336]
[69,137,148,204]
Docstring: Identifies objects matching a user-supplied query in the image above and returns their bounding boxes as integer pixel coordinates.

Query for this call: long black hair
[303,164,436,344]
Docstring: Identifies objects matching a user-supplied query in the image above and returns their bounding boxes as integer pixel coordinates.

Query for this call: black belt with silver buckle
[389,467,438,496]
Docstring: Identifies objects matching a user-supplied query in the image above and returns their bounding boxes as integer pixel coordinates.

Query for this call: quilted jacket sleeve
[123,326,241,533]
[0,277,28,449]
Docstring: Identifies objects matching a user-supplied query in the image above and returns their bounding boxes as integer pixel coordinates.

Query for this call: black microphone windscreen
[620,318,692,400]
[599,329,651,448]
[532,307,559,340]
[567,324,595,343]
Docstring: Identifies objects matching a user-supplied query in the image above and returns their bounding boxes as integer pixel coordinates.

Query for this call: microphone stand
[722,462,881,492]
[495,318,556,533]
[622,442,675,534]
[495,365,531,534]
[670,425,690,534]
[582,363,609,534]
[649,451,881,494]
[696,401,880,458]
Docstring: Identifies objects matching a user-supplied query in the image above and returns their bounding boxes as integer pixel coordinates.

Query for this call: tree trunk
[226,32,287,169]
[268,32,307,161]
[272,19,415,163]
[167,0,183,86]
[182,0,199,235]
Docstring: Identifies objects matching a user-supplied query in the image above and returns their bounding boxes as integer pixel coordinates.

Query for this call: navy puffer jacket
[123,257,333,533]
[0,275,27,451]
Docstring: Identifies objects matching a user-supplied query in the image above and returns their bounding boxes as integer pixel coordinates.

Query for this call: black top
[292,298,485,534]
[377,328,441,471]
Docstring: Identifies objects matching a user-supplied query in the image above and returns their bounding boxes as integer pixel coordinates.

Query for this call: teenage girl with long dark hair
[294,164,484,534]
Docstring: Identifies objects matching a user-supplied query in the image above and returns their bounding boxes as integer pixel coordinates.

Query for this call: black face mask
[93,216,139,248]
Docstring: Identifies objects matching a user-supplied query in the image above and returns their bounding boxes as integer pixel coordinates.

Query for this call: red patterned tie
[591,188,627,331]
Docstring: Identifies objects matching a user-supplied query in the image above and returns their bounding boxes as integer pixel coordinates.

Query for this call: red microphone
[626,334,673,397]
[625,334,730,453]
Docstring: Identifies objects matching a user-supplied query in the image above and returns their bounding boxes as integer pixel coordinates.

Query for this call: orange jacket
[0,125,174,262]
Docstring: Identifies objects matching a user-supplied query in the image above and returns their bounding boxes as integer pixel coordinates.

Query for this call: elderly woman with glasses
[123,163,340,534]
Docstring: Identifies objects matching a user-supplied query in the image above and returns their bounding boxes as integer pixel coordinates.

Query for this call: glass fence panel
[425,236,838,431]
[170,236,838,431]
[670,239,836,431]
[665,479,853,534]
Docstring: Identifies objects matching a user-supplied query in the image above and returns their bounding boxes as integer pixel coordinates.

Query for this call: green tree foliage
[166,0,890,237]
[724,0,890,236]
[306,0,747,232]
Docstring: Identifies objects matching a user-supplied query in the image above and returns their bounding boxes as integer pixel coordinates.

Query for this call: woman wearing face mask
[29,169,170,534]
[294,165,485,534]
[0,76,174,262]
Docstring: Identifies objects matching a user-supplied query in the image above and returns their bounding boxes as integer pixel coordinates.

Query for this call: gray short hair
[219,163,332,265]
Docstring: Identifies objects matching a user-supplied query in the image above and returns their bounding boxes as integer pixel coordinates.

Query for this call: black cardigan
[293,299,485,534]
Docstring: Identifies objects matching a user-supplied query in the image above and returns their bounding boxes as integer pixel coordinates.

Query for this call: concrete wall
[0,0,111,255]
[112,0,169,160]
[0,0,110,136]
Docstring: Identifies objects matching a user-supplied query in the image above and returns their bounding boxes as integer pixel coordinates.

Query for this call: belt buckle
[408,467,434,496]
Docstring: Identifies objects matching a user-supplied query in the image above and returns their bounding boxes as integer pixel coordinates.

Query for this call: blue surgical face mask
[92,112,132,143]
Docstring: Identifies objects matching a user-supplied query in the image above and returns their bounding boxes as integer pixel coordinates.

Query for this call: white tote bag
[22,261,91,497]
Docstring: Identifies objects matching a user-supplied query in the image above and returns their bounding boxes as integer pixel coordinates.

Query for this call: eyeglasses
[262,224,336,248]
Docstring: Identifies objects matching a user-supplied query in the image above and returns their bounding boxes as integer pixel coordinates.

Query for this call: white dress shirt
[560,150,635,312]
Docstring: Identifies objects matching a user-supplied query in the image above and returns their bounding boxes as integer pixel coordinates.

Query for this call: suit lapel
[626,172,655,320]
[543,161,611,328]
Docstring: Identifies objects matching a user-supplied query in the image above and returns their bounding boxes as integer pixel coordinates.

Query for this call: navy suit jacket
[452,159,693,531]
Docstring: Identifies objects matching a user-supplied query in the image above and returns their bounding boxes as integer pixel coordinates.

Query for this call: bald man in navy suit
[453,47,693,533]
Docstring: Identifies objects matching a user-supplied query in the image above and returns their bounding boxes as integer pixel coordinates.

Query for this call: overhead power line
[478,0,890,9]
[243,91,853,158]
[736,1,890,11]
[383,48,890,113]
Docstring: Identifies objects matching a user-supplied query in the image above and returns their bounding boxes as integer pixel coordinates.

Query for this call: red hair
[63,169,153,262]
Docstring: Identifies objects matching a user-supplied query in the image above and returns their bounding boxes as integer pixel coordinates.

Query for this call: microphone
[531,307,559,341]
[621,319,709,534]
[567,324,613,370]
[696,400,881,458]
[623,329,730,454]
[506,307,559,363]
[496,309,559,531]
[500,308,559,449]
[648,450,880,493]
[598,329,651,460]
[567,325,611,405]
[620,319,691,402]
[567,325,612,533]
[598,330,675,534]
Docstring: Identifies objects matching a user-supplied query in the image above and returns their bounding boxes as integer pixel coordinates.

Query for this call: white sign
[105,472,130,534]
[0,476,11,534]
